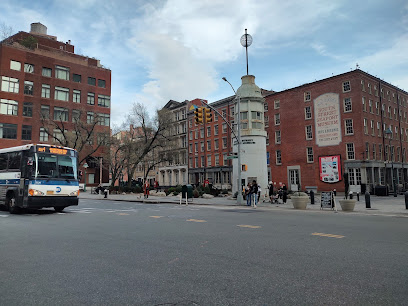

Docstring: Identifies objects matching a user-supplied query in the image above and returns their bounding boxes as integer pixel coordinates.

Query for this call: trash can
[182,184,193,199]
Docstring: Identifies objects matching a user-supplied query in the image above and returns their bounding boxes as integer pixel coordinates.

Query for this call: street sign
[226,155,238,160]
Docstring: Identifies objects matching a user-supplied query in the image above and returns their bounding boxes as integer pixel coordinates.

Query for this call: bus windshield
[34,153,78,180]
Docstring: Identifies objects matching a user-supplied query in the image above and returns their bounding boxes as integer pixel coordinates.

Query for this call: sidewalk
[79,191,408,216]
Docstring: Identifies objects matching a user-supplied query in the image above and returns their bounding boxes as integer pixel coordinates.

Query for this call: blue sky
[1,0,408,127]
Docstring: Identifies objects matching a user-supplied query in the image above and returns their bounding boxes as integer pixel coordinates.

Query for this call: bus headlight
[29,189,44,196]
[70,190,79,196]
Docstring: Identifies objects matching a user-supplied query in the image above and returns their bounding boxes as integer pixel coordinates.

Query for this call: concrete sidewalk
[79,190,408,216]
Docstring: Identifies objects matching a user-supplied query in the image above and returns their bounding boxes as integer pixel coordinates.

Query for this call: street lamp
[222,77,243,205]
[385,128,397,197]
[83,162,89,192]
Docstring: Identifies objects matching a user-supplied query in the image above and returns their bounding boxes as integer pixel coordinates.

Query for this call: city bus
[0,144,80,214]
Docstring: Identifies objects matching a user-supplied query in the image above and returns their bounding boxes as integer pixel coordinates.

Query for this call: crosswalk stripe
[186,219,207,223]
[312,232,345,238]
[150,216,163,218]
[237,224,261,229]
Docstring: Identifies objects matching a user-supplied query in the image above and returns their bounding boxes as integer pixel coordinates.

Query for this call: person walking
[282,183,288,204]
[268,182,274,203]
[143,181,150,199]
[250,180,258,208]
[245,183,252,206]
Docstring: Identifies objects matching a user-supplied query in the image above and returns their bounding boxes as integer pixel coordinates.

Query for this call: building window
[266,133,269,145]
[305,125,313,140]
[276,150,282,165]
[207,140,211,151]
[22,125,32,140]
[346,143,355,160]
[41,84,50,98]
[371,120,375,136]
[0,123,17,139]
[363,118,368,134]
[41,105,50,119]
[88,77,96,86]
[251,111,262,120]
[343,81,351,92]
[344,98,352,112]
[1,76,19,93]
[194,142,198,152]
[207,126,211,137]
[87,93,95,105]
[55,86,69,101]
[369,100,373,113]
[98,79,106,88]
[264,103,268,111]
[214,139,219,150]
[275,130,281,144]
[87,112,94,124]
[42,67,52,77]
[214,125,218,136]
[23,102,33,117]
[274,100,280,109]
[200,128,204,138]
[10,60,21,71]
[362,97,366,112]
[215,155,219,166]
[0,99,18,116]
[274,113,280,125]
[97,113,110,126]
[73,74,81,83]
[361,80,365,91]
[55,65,70,80]
[23,81,34,95]
[72,110,81,123]
[207,155,211,167]
[372,144,376,160]
[24,63,34,73]
[345,119,354,135]
[305,106,312,119]
[304,91,311,102]
[54,107,68,122]
[98,95,110,107]
[39,127,48,142]
[222,137,227,148]
[376,102,379,115]
[307,147,314,162]
[53,129,65,144]
[222,123,227,133]
[73,90,81,103]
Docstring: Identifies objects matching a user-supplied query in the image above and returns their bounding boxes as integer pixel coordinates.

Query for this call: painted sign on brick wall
[314,93,342,147]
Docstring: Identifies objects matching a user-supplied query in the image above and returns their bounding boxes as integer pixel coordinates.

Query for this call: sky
[1,0,408,127]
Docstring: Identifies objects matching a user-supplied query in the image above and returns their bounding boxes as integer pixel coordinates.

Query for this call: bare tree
[39,107,110,165]
[119,102,174,187]
[0,22,13,43]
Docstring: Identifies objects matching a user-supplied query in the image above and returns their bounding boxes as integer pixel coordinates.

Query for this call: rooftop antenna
[240,29,252,75]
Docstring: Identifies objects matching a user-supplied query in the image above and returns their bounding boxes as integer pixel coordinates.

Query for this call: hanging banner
[319,155,342,183]
[314,93,342,147]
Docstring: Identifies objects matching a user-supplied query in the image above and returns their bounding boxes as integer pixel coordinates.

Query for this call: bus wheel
[7,194,20,214]
[54,207,65,212]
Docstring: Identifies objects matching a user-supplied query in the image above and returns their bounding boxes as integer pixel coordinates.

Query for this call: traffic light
[194,107,203,124]
[204,108,213,123]
[241,164,247,171]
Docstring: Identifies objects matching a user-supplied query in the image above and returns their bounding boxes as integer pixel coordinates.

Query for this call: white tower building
[232,75,268,197]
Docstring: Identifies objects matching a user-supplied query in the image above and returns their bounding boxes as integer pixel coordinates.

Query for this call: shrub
[175,185,182,193]
[173,191,179,196]
[193,189,199,198]
[204,186,211,194]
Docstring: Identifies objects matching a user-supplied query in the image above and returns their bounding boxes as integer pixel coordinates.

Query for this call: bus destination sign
[37,146,68,155]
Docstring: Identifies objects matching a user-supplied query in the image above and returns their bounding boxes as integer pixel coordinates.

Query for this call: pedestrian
[245,183,251,206]
[250,180,258,208]
[282,184,287,204]
[268,182,274,203]
[143,181,150,199]
[257,185,261,203]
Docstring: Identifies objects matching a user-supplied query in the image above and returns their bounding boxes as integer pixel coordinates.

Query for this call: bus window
[58,155,77,179]
[0,153,7,170]
[36,154,58,178]
[8,152,22,170]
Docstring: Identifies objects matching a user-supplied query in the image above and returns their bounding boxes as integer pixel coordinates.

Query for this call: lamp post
[385,128,397,197]
[222,77,243,205]
[83,162,89,192]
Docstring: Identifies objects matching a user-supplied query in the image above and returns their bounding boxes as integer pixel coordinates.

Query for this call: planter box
[339,199,356,211]
[292,197,308,209]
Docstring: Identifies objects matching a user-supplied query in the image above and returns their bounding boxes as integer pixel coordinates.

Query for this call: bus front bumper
[26,196,79,208]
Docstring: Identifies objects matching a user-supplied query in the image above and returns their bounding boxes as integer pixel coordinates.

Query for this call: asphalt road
[1,199,407,305]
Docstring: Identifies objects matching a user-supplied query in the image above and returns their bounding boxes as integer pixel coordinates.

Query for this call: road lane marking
[186,219,207,223]
[312,232,345,238]
[237,225,261,229]
[149,216,163,218]
[117,213,129,215]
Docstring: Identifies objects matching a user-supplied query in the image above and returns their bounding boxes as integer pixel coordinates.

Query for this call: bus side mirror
[78,170,83,180]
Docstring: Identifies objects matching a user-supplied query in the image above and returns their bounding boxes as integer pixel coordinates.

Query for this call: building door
[348,168,362,193]
[289,169,299,191]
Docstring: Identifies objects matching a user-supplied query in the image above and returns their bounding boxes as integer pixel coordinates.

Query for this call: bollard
[310,190,315,205]
[357,192,360,201]
[104,190,108,198]
[333,189,337,196]
[405,191,408,209]
[349,191,353,200]
[365,191,371,208]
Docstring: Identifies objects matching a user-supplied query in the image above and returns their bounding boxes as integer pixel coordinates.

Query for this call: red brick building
[0,23,111,185]
[265,69,408,194]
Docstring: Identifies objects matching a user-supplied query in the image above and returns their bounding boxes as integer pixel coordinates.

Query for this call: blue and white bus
[0,144,79,214]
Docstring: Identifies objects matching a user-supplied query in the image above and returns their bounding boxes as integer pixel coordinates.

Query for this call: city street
[1,199,407,305]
